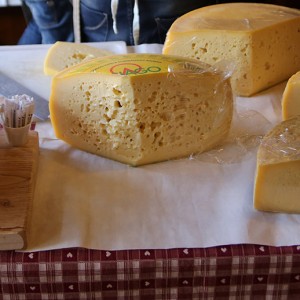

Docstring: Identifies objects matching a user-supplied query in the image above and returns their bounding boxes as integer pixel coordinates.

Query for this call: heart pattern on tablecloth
[183,249,189,255]
[257,277,264,282]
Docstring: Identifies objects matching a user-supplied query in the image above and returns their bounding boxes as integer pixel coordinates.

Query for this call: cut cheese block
[282,71,300,121]
[163,3,300,96]
[49,53,233,166]
[44,41,113,76]
[254,116,300,213]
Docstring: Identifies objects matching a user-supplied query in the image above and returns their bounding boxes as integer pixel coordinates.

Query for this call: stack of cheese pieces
[254,68,300,213]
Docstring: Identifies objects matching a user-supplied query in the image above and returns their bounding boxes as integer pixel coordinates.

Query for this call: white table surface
[0,42,298,252]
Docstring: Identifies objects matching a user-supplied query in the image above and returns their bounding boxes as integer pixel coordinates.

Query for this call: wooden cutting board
[0,129,39,250]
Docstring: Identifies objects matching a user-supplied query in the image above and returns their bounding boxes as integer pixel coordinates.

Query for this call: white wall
[0,0,22,6]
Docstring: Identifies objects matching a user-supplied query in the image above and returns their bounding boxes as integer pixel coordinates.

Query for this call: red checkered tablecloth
[1,244,300,299]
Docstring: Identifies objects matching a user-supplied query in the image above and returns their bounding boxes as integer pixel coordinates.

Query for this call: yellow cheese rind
[254,116,300,213]
[49,53,233,166]
[163,3,300,96]
[282,71,300,121]
[44,41,113,76]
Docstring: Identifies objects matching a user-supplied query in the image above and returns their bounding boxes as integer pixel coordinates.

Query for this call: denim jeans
[80,0,213,45]
[19,0,215,45]
[18,0,74,44]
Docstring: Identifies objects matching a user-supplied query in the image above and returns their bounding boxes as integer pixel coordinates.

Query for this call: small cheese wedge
[254,116,300,213]
[282,71,300,121]
[163,3,300,96]
[44,41,113,76]
[49,53,233,166]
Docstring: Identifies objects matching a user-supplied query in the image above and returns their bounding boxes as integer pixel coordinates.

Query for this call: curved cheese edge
[163,3,300,97]
[166,3,300,32]
[282,71,300,121]
[49,53,233,166]
[44,41,113,76]
[254,116,300,213]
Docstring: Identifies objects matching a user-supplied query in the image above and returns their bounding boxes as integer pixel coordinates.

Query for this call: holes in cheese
[254,116,300,213]
[49,53,233,166]
[163,3,300,96]
[44,41,113,76]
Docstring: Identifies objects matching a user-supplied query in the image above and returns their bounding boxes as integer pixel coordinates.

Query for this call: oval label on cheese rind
[57,54,213,78]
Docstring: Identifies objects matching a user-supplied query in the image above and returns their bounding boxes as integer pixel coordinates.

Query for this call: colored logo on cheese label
[110,63,161,75]
[62,54,193,77]
[110,63,142,75]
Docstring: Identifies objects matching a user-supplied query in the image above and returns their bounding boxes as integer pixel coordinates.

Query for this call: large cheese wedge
[44,41,113,76]
[282,71,300,121]
[254,116,300,213]
[49,53,233,166]
[163,3,300,96]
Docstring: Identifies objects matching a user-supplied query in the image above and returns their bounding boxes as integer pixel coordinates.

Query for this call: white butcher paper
[1,42,299,252]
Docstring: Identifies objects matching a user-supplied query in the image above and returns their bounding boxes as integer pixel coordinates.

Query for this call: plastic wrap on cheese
[193,109,273,164]
[163,3,300,97]
[257,116,300,165]
[254,116,300,213]
[49,53,233,166]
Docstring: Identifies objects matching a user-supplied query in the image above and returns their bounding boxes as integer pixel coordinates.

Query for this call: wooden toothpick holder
[0,129,39,250]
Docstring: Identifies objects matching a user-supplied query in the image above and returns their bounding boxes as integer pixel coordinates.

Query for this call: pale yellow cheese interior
[254,116,300,213]
[163,3,300,96]
[49,54,233,166]
[44,41,113,76]
[282,71,300,121]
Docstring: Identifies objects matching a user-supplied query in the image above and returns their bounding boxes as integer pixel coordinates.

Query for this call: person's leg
[80,0,216,45]
[22,0,74,44]
[138,0,215,44]
[80,0,134,45]
[18,19,42,45]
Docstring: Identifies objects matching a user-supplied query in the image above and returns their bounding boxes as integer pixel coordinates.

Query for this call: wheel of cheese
[49,53,233,166]
[163,3,300,96]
